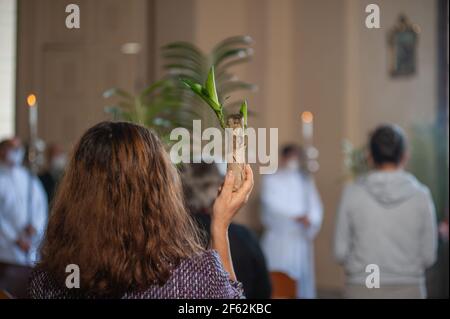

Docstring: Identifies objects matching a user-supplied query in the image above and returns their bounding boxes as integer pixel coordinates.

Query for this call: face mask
[215,162,227,177]
[285,159,300,171]
[51,154,67,172]
[7,147,25,166]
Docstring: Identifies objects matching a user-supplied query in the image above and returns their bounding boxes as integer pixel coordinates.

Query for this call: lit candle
[27,93,38,140]
[26,94,38,233]
[301,111,313,144]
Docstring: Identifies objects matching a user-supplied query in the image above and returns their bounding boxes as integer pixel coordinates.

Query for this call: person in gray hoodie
[334,124,437,299]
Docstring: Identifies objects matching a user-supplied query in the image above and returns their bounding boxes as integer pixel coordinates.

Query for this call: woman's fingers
[212,166,253,228]
[221,170,235,198]
[242,164,254,192]
[234,165,254,203]
[245,164,254,184]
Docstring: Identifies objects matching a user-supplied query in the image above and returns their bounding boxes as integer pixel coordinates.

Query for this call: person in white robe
[261,144,323,298]
[0,138,48,266]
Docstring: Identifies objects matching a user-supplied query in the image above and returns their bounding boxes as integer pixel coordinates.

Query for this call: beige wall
[345,0,438,146]
[153,0,196,78]
[16,0,153,148]
[293,0,349,292]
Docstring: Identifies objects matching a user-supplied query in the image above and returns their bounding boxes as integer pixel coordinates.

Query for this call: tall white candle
[27,94,38,140]
[301,111,313,144]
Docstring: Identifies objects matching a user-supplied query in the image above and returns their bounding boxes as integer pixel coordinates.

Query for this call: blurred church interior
[0,0,448,298]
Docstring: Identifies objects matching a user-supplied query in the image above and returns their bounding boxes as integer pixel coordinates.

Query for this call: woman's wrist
[211,218,229,236]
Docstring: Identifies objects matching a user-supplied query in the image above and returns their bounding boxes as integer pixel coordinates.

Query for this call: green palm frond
[181,67,225,128]
[162,35,256,128]
[103,35,255,142]
[103,80,198,142]
[240,100,248,128]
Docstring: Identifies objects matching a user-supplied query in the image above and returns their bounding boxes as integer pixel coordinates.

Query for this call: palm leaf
[205,66,219,105]
[213,48,253,66]
[239,100,248,127]
[162,36,256,129]
[212,35,252,54]
[180,78,221,112]
[103,88,133,100]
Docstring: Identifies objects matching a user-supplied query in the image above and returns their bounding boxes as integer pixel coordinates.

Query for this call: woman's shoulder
[28,265,83,299]
[28,266,51,298]
[172,250,244,299]
[188,249,222,268]
[174,250,227,285]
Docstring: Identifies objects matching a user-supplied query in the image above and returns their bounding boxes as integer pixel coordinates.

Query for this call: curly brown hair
[39,121,204,297]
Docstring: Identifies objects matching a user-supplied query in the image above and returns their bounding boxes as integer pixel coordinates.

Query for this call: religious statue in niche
[388,14,420,77]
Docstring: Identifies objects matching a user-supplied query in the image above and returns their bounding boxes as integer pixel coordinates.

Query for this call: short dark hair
[281,144,300,158]
[369,124,406,166]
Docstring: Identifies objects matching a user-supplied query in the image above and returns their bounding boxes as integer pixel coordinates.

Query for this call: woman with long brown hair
[28,121,253,298]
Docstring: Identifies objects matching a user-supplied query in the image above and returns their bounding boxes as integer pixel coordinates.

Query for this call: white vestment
[0,164,48,266]
[260,169,323,298]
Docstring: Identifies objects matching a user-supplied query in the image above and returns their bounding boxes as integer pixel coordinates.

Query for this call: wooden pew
[270,271,297,299]
[0,262,32,299]
[0,289,13,299]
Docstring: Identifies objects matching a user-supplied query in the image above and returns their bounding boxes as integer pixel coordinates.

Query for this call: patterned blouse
[28,250,244,299]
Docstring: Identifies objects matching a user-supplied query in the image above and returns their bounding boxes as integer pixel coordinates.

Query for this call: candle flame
[301,111,313,123]
[27,94,37,107]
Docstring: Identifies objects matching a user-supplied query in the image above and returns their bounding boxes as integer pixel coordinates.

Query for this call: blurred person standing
[181,162,272,299]
[260,144,323,298]
[334,124,437,299]
[0,138,48,266]
[38,143,66,205]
